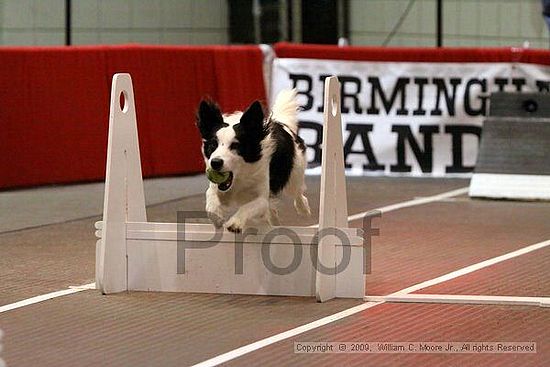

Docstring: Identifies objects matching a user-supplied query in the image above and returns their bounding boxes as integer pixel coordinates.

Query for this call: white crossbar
[95,221,363,245]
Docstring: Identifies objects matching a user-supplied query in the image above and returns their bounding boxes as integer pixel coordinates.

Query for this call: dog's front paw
[225,216,244,233]
[207,211,225,228]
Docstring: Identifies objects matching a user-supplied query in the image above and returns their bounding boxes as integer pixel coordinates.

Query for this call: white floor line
[307,187,469,228]
[68,282,97,290]
[192,237,550,367]
[0,282,95,313]
[191,301,384,367]
[390,239,550,296]
[347,187,469,221]
[365,294,550,308]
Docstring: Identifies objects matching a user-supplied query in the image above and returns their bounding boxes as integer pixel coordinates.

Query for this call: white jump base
[469,173,550,201]
[95,73,365,301]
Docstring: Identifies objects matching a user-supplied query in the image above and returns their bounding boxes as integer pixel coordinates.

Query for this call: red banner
[0,45,266,189]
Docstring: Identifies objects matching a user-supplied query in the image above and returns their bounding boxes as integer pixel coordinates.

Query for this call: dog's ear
[240,101,264,130]
[197,99,224,139]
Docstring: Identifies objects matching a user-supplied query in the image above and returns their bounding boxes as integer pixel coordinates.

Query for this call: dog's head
[196,99,269,191]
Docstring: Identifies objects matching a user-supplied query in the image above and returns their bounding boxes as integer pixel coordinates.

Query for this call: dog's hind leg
[294,193,311,217]
[287,172,311,217]
[269,197,281,226]
[269,207,281,226]
[286,172,311,217]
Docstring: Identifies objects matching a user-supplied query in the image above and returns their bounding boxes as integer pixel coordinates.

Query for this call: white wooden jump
[95,73,365,302]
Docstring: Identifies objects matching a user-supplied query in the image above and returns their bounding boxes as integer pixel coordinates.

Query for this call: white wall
[0,0,229,46]
[350,0,550,49]
[2,0,548,48]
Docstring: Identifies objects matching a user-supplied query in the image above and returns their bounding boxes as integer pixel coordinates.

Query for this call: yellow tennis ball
[206,168,230,184]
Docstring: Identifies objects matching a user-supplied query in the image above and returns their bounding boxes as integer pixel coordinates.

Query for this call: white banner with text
[271,58,550,176]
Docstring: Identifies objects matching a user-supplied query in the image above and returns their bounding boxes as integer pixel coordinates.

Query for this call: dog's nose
[210,158,224,171]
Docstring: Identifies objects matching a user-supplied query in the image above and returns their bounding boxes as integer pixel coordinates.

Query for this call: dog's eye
[205,140,217,150]
[203,139,218,157]
[230,142,240,150]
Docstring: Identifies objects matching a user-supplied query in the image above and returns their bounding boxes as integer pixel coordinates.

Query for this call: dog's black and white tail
[270,89,311,217]
[271,89,299,134]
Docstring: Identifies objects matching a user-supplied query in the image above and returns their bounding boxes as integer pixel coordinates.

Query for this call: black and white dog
[196,90,311,233]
